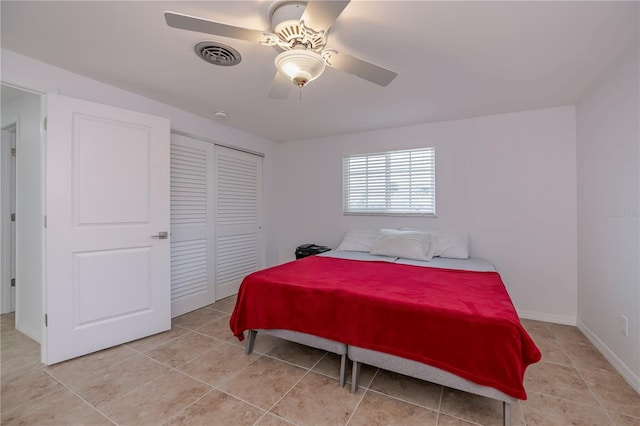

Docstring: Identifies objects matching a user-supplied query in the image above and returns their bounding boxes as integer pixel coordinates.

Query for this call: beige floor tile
[521,319,554,341]
[532,335,572,366]
[207,295,238,314]
[0,312,15,333]
[166,389,265,426]
[349,389,438,425]
[368,368,442,410]
[564,341,619,374]
[1,387,113,426]
[311,352,343,380]
[145,332,220,367]
[547,323,591,345]
[172,308,228,330]
[312,353,378,389]
[265,338,327,369]
[582,370,640,418]
[256,413,297,425]
[607,411,640,426]
[0,328,21,342]
[436,414,477,425]
[0,368,63,412]
[440,388,524,426]
[250,332,287,354]
[69,354,170,407]
[100,369,210,425]
[1,335,43,383]
[521,392,613,426]
[219,356,306,410]
[177,342,260,386]
[271,372,361,425]
[46,345,138,384]
[125,326,190,352]
[226,333,246,348]
[523,361,599,406]
[0,328,37,350]
[0,312,629,426]
[196,315,235,340]
[349,362,378,388]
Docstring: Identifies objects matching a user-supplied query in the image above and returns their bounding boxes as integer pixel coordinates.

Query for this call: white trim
[170,129,265,158]
[1,82,45,97]
[518,310,576,326]
[0,126,15,314]
[15,317,40,343]
[577,319,640,394]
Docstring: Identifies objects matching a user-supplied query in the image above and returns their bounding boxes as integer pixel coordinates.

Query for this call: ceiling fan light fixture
[275,49,326,88]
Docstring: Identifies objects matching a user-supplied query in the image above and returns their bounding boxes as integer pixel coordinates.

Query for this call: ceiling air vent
[195,41,241,66]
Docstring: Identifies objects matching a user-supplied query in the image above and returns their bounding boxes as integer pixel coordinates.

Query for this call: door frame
[0,125,16,314]
[1,82,47,353]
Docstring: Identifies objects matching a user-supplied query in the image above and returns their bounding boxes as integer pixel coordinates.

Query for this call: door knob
[151,231,168,239]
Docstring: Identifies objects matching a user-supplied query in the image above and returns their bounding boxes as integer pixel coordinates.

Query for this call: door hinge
[44,215,47,228]
[11,148,16,157]
[11,213,15,222]
[44,314,48,327]
[10,278,15,287]
[43,117,47,131]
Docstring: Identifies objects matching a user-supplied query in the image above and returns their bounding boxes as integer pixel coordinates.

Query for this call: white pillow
[401,228,470,259]
[430,232,469,259]
[336,228,380,252]
[369,229,432,261]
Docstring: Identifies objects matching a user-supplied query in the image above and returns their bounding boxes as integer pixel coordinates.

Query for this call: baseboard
[577,319,640,394]
[518,310,576,326]
[16,319,41,344]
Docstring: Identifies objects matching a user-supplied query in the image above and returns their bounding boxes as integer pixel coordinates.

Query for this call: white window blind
[343,147,435,216]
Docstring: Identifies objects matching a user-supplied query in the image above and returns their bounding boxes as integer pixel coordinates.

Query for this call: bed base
[348,346,516,426]
[245,329,348,387]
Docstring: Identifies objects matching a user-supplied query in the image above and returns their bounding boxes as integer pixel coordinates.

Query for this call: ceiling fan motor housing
[270,1,325,51]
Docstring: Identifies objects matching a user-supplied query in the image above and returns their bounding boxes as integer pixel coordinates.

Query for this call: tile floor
[1,296,639,425]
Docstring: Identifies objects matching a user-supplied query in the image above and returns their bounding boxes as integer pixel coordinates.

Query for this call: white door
[170,134,215,317]
[214,146,263,300]
[44,94,171,364]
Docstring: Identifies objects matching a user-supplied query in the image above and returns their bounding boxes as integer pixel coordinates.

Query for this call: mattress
[318,249,495,271]
[316,249,397,262]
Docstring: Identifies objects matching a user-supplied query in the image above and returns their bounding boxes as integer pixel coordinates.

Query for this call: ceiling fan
[164,0,397,99]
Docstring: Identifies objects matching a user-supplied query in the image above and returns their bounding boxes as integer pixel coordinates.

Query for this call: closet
[170,133,263,317]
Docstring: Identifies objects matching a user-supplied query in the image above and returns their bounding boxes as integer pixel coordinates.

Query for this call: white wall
[1,91,43,342]
[576,47,639,391]
[276,106,578,323]
[0,49,280,268]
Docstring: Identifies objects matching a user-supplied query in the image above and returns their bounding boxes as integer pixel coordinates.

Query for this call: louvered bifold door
[170,134,215,317]
[214,146,264,300]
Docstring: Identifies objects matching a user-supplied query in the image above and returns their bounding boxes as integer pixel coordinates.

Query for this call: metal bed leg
[339,353,347,387]
[503,401,511,426]
[245,330,257,355]
[350,360,361,393]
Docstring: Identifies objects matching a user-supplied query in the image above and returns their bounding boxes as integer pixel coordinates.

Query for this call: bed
[230,245,540,426]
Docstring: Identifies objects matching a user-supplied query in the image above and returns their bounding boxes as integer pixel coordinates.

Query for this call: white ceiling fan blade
[300,1,350,33]
[268,72,292,99]
[325,50,397,87]
[165,11,270,44]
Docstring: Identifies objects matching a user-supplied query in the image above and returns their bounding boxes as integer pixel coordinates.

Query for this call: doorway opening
[1,124,16,314]
[1,84,43,349]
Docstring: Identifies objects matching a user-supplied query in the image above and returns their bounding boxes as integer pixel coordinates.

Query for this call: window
[343,147,435,216]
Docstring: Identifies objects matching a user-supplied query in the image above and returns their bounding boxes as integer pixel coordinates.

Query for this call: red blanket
[229,256,541,399]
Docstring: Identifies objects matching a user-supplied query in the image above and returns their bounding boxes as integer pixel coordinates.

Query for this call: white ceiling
[1,1,638,142]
